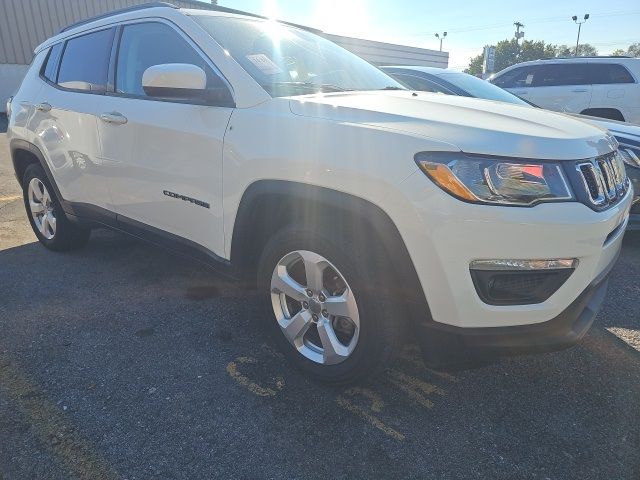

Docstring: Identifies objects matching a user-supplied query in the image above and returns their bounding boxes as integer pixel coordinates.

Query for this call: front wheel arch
[230,180,431,318]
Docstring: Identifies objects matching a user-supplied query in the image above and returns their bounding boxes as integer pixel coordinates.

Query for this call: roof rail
[57,0,322,36]
[58,2,177,34]
[539,55,634,60]
[194,4,322,33]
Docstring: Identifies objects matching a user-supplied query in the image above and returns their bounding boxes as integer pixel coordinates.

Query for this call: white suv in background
[491,57,640,124]
[7,4,633,383]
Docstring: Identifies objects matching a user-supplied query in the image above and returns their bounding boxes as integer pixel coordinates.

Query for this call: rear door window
[57,28,115,92]
[535,63,590,86]
[588,64,635,84]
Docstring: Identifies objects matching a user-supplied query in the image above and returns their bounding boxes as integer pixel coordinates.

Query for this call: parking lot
[0,117,639,479]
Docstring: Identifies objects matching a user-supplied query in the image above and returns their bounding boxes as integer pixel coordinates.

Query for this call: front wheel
[257,227,400,384]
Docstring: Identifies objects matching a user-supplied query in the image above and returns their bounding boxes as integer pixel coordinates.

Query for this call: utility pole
[435,32,447,52]
[572,14,589,57]
[514,21,525,43]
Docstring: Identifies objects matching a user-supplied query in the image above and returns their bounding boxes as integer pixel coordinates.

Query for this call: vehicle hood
[289,91,616,160]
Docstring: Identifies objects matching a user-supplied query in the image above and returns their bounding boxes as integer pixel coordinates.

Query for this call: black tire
[22,163,91,251]
[257,226,400,384]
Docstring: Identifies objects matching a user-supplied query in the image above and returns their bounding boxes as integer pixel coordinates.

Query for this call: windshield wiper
[266,81,353,93]
[379,86,405,90]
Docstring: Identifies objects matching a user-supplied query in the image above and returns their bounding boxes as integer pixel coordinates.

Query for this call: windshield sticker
[246,54,283,75]
[525,74,534,85]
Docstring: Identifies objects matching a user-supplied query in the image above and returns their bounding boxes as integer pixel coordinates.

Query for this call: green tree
[611,48,627,56]
[555,44,598,57]
[466,53,484,76]
[465,40,598,75]
[627,42,640,57]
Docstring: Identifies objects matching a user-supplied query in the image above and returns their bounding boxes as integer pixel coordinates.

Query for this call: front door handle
[100,112,128,125]
[514,90,528,95]
[572,89,588,93]
[35,102,52,112]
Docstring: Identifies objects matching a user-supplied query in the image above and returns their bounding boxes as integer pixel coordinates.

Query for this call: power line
[405,10,640,36]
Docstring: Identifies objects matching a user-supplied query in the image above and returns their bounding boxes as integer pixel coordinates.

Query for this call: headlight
[618,143,640,168]
[415,152,574,206]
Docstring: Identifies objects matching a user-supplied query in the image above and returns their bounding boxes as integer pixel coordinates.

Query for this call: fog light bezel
[470,258,578,306]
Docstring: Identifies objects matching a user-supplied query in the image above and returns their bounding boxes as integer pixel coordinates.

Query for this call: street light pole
[435,32,447,52]
[572,14,589,57]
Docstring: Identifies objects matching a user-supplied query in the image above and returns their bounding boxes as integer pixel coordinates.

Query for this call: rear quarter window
[589,64,635,85]
[41,43,63,82]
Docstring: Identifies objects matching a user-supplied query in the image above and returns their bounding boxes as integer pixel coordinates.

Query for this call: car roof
[35,2,316,54]
[504,56,638,67]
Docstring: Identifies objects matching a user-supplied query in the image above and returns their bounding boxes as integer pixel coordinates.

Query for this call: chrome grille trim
[576,151,629,209]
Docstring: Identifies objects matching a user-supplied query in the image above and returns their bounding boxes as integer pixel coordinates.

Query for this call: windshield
[438,73,529,106]
[193,15,404,97]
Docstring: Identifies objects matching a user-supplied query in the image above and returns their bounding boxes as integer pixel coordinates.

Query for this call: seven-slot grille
[576,151,629,209]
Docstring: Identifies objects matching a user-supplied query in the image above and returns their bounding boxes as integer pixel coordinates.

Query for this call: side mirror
[141,63,235,107]
[142,63,207,99]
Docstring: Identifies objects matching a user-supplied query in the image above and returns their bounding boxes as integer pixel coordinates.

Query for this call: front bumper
[397,171,632,330]
[419,249,616,355]
[628,168,640,230]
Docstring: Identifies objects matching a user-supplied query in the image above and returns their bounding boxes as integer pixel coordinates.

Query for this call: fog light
[470,258,578,306]
[470,258,578,271]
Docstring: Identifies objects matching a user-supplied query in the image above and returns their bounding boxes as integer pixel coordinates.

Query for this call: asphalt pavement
[0,118,639,479]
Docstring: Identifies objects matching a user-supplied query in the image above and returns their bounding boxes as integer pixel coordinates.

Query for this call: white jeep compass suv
[7,4,633,383]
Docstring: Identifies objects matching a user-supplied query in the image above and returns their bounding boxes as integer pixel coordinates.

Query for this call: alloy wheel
[27,178,56,240]
[270,250,360,365]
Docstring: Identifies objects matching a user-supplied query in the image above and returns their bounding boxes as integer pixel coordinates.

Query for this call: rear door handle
[572,89,588,93]
[35,102,51,112]
[100,112,127,125]
[514,90,528,95]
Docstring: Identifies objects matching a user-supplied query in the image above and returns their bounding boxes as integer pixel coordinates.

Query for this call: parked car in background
[487,57,640,124]
[383,66,640,229]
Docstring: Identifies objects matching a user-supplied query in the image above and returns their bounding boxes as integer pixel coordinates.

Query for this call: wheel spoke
[300,251,326,292]
[324,290,357,320]
[317,319,350,364]
[282,310,313,345]
[42,189,51,206]
[271,268,308,302]
[39,214,49,235]
[29,201,45,214]
[47,213,56,235]
[30,182,43,202]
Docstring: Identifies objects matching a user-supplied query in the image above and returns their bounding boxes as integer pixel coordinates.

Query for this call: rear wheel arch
[10,141,41,187]
[580,108,625,122]
[230,180,429,310]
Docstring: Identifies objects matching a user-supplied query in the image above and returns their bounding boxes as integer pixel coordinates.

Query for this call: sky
[207,0,640,70]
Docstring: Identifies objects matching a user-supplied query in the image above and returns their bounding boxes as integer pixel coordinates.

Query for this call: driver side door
[97,20,234,258]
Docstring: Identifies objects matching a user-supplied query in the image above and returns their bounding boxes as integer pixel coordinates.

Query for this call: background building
[0,0,449,111]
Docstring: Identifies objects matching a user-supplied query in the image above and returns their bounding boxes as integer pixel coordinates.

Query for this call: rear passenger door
[525,63,592,114]
[588,63,636,121]
[32,28,116,213]
[97,21,234,258]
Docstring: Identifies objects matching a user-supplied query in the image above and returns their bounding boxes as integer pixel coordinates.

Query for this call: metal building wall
[326,34,449,68]
[0,0,217,65]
